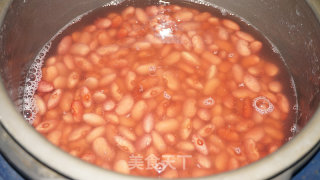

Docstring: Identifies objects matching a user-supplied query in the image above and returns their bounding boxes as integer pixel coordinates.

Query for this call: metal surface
[0,0,320,179]
[307,0,320,21]
[0,123,63,179]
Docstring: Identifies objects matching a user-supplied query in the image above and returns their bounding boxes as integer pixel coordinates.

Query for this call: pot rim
[1,0,320,179]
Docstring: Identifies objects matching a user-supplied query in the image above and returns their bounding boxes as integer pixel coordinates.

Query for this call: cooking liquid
[23,1,297,178]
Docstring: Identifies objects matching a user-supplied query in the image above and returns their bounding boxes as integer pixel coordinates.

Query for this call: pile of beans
[32,4,291,178]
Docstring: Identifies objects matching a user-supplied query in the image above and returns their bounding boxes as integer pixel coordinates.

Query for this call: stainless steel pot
[1,0,320,179]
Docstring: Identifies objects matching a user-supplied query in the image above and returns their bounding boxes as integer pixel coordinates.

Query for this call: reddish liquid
[27,2,297,178]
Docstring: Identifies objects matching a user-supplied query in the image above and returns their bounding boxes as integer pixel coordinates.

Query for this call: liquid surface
[24,2,297,178]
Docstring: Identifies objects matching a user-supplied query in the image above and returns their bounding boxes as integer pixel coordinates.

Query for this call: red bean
[86,126,106,143]
[143,113,154,133]
[83,113,106,126]
[114,135,135,154]
[115,95,134,115]
[135,8,148,24]
[37,81,54,93]
[180,118,192,140]
[222,19,240,31]
[155,119,179,133]
[35,120,58,133]
[174,10,194,22]
[236,39,251,56]
[113,160,130,174]
[92,137,115,161]
[192,134,208,155]
[71,101,83,122]
[47,130,62,145]
[68,125,91,141]
[80,86,92,108]
[33,4,292,178]
[57,36,73,55]
[95,18,112,29]
[70,43,90,56]
[47,89,62,110]
[151,131,167,153]
[35,95,46,115]
[136,134,152,151]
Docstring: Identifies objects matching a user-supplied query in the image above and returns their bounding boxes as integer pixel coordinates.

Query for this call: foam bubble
[139,85,144,92]
[252,96,274,115]
[203,97,215,106]
[153,162,167,174]
[22,42,51,124]
[234,147,241,154]
[163,91,171,100]
[158,0,170,6]
[148,65,157,73]
[102,0,125,7]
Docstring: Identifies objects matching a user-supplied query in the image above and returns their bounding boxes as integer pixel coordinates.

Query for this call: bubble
[252,96,274,115]
[220,9,227,16]
[290,123,300,134]
[148,65,157,74]
[22,41,51,124]
[159,0,170,6]
[139,85,144,93]
[290,125,296,133]
[234,147,241,154]
[163,91,171,100]
[153,162,167,174]
[30,68,36,73]
[26,81,31,86]
[102,0,125,7]
[203,97,215,106]
[28,73,36,81]
[23,109,32,119]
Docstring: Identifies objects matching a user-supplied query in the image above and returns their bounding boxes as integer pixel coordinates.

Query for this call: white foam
[22,42,51,124]
[159,0,170,6]
[102,0,125,7]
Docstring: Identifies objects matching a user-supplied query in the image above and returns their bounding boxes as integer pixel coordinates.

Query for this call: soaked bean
[70,43,90,56]
[115,95,134,115]
[155,119,179,133]
[35,95,46,115]
[92,137,115,161]
[85,125,104,142]
[69,125,91,141]
[47,89,63,110]
[222,19,240,31]
[151,131,167,153]
[114,135,136,154]
[33,4,293,178]
[35,120,58,134]
[83,113,106,126]
[58,36,72,55]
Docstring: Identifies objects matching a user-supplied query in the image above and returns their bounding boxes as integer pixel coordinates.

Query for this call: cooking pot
[1,0,320,179]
